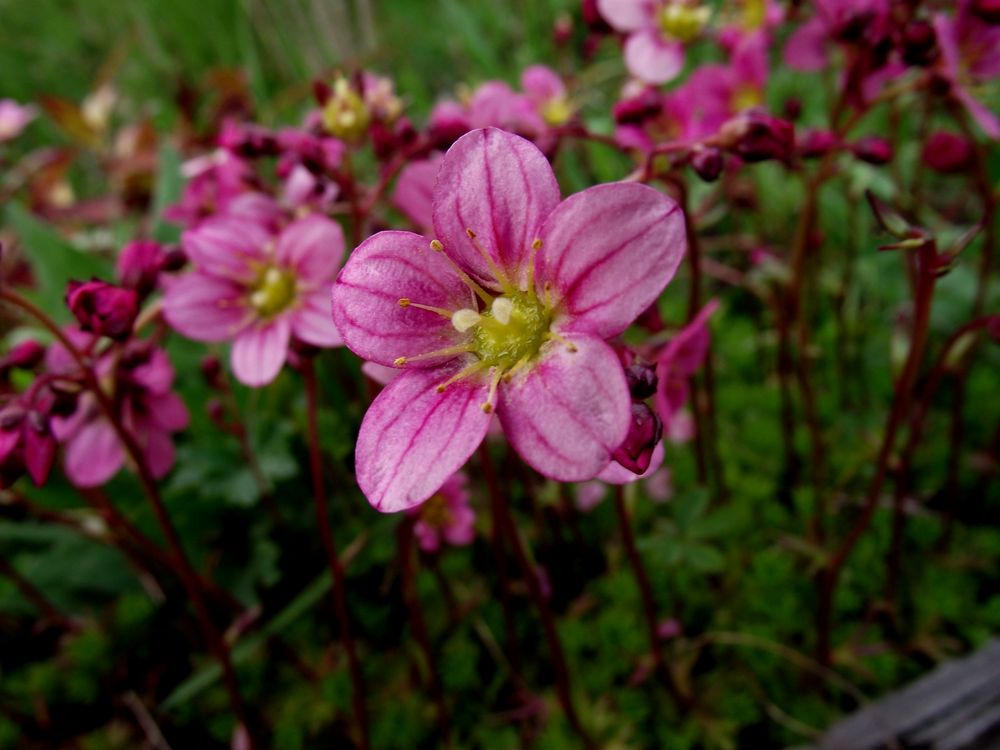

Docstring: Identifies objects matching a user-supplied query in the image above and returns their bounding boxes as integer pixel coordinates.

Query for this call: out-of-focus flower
[933,0,1000,138]
[598,0,711,84]
[0,340,45,375]
[522,65,575,129]
[409,472,476,553]
[320,76,371,142]
[655,300,719,443]
[922,130,974,173]
[851,135,893,164]
[784,0,891,71]
[66,280,139,341]
[117,240,166,297]
[717,109,795,162]
[392,153,444,232]
[332,127,686,511]
[165,149,256,228]
[46,333,189,488]
[163,197,345,386]
[0,99,38,142]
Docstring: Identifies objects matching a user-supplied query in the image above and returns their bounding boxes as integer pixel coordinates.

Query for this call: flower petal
[624,32,685,85]
[291,286,342,348]
[162,273,250,343]
[596,0,652,31]
[230,318,291,387]
[64,419,124,487]
[497,335,630,481]
[182,216,271,282]
[539,182,685,339]
[392,155,442,232]
[432,127,560,287]
[144,391,190,432]
[356,364,492,512]
[275,214,345,283]
[784,17,829,71]
[331,230,472,368]
[143,430,176,480]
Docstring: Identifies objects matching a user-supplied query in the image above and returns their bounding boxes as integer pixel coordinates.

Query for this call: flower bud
[922,131,973,173]
[201,355,224,389]
[899,20,938,66]
[160,246,188,272]
[971,0,1000,23]
[718,110,795,163]
[625,361,658,401]
[218,120,279,157]
[851,136,893,165]
[0,406,24,462]
[690,147,723,182]
[612,403,663,475]
[117,239,164,296]
[797,128,840,159]
[23,411,55,487]
[613,88,663,125]
[0,340,45,372]
[66,279,139,340]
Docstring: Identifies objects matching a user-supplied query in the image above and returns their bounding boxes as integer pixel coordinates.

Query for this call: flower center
[250,266,297,318]
[465,291,551,371]
[541,97,573,127]
[321,77,370,142]
[658,2,710,43]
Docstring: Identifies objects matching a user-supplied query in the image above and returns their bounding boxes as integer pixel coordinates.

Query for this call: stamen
[429,239,494,305]
[394,344,474,367]
[491,297,513,325]
[436,360,490,393]
[466,228,512,291]
[502,353,533,383]
[399,298,453,319]
[543,281,554,309]
[481,367,503,413]
[546,331,578,352]
[451,308,482,332]
[525,238,542,293]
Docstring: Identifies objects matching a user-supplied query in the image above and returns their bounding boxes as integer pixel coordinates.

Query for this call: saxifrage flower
[332,127,686,512]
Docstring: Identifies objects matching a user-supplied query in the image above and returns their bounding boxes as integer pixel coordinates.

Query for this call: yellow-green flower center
[469,291,551,371]
[250,266,297,318]
[541,97,573,127]
[321,77,370,142]
[658,2,710,43]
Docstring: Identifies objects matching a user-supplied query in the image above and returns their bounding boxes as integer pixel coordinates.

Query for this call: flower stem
[0,288,259,746]
[479,446,597,750]
[300,356,370,750]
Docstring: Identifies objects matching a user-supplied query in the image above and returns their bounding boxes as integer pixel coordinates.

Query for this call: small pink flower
[332,127,686,511]
[409,472,476,553]
[47,332,189,488]
[0,99,37,142]
[598,0,712,84]
[655,300,719,442]
[392,153,444,232]
[163,197,345,386]
[934,0,1000,139]
[165,150,255,228]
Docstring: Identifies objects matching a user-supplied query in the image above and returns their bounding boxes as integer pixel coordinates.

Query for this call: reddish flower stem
[0,288,258,745]
[397,520,453,747]
[613,486,689,709]
[479,446,597,750]
[300,357,370,750]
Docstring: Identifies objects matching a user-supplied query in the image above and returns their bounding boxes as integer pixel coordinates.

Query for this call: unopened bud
[66,279,139,340]
[0,340,45,372]
[690,147,723,182]
[899,20,938,66]
[613,88,663,125]
[612,403,663,475]
[922,131,973,173]
[718,110,795,163]
[797,128,840,158]
[852,136,893,165]
[201,355,224,389]
[625,361,658,401]
[971,0,1000,23]
[117,239,164,296]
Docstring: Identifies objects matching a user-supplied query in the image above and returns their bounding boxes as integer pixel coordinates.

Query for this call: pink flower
[0,99,37,142]
[598,0,711,84]
[934,0,1000,139]
[409,472,476,553]
[165,150,256,228]
[163,197,345,387]
[332,127,686,511]
[784,0,891,72]
[655,300,719,442]
[392,153,444,232]
[47,332,189,488]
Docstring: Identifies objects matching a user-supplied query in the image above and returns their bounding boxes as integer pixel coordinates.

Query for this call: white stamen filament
[451,308,481,332]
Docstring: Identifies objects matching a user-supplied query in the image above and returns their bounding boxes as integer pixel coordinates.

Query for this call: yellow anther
[491,297,514,325]
[430,239,443,251]
[452,308,482,333]
[430,238,494,305]
[465,228,512,292]
[398,298,410,307]
[394,356,407,366]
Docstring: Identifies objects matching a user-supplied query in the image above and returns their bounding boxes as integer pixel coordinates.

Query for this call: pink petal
[596,442,665,484]
[539,182,686,339]
[331,230,472,368]
[624,32,685,85]
[162,273,250,343]
[144,391,190,432]
[784,17,829,71]
[130,348,176,394]
[361,361,400,386]
[413,521,441,553]
[660,299,720,375]
[143,430,176,479]
[443,506,476,546]
[596,0,653,32]
[432,128,560,287]
[497,335,630,481]
[521,65,566,103]
[182,216,270,283]
[64,419,124,487]
[275,214,345,283]
[230,318,291,387]
[392,155,442,232]
[958,90,1000,140]
[356,364,493,512]
[291,286,342,348]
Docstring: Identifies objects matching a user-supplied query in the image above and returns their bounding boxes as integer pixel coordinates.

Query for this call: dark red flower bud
[160,246,188,272]
[797,128,841,159]
[23,411,55,487]
[553,13,573,46]
[312,79,332,106]
[612,403,663,475]
[219,120,279,157]
[899,20,938,66]
[971,0,1000,23]
[1,340,45,372]
[582,0,612,32]
[0,406,24,463]
[783,97,802,121]
[922,131,973,173]
[117,240,164,296]
[690,147,723,182]
[200,355,224,389]
[613,88,663,125]
[625,361,658,401]
[66,279,139,340]
[719,110,795,163]
[851,136,893,165]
